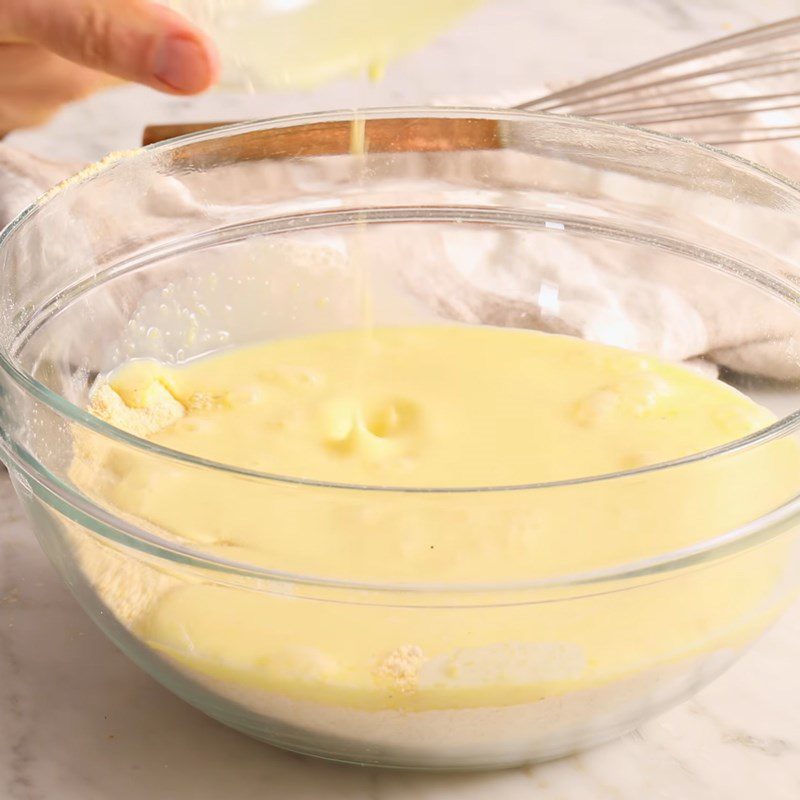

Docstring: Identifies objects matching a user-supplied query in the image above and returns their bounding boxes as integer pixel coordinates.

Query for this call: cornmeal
[69,326,798,727]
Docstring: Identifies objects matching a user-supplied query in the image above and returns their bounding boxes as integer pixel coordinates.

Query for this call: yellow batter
[72,326,800,712]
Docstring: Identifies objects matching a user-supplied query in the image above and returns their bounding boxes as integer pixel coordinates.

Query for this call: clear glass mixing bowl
[1,109,800,770]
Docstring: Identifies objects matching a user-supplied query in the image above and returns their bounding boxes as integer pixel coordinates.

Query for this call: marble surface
[2,0,800,797]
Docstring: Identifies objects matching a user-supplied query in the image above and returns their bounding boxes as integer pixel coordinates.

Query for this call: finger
[0,0,219,94]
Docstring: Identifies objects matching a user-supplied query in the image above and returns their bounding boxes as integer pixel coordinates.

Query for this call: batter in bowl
[68,326,800,759]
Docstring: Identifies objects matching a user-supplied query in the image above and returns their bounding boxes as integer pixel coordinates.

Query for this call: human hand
[0,0,219,133]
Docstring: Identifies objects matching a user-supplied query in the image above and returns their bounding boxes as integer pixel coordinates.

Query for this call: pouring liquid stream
[349,111,373,381]
[340,109,377,444]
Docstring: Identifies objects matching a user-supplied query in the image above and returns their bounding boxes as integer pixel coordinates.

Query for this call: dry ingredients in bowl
[67,324,800,758]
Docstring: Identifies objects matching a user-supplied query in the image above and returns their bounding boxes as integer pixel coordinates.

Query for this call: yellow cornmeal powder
[70,326,800,712]
[88,381,184,437]
[39,150,142,203]
[374,645,426,695]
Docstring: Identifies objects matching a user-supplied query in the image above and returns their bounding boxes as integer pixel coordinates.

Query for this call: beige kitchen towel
[0,145,80,225]
[1,102,800,383]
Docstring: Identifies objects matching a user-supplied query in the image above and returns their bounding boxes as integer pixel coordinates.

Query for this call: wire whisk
[519,16,800,148]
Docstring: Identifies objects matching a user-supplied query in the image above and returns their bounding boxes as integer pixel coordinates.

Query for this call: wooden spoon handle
[142,118,502,158]
[143,123,231,146]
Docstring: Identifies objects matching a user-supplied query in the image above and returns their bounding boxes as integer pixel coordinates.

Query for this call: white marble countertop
[3,1,800,797]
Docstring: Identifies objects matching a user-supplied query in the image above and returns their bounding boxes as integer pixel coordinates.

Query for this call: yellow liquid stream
[71,326,800,711]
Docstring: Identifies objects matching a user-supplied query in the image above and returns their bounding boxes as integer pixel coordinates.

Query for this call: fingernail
[153,36,211,93]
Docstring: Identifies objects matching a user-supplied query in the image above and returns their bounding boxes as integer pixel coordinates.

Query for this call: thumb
[0,0,220,94]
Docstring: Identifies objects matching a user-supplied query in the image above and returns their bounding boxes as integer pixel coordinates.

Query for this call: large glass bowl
[1,109,800,770]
